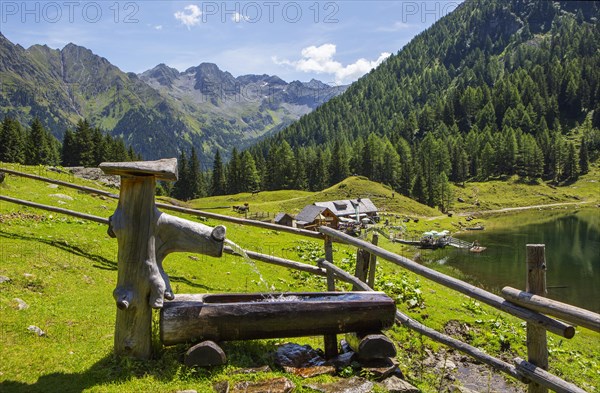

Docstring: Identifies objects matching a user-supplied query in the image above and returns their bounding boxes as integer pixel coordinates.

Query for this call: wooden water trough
[160,291,396,346]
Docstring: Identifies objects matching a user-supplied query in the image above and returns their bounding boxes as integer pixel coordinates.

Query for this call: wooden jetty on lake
[393,230,486,252]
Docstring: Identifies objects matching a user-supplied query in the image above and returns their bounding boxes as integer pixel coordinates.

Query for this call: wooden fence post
[353,248,369,289]
[526,244,548,393]
[323,236,338,358]
[367,233,379,288]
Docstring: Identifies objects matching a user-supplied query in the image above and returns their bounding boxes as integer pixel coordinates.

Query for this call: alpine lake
[423,207,600,313]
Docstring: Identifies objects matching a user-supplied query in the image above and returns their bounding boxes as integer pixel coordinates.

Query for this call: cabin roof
[295,205,328,224]
[274,212,293,223]
[314,198,378,217]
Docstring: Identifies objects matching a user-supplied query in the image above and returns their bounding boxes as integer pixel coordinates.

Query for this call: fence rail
[0,168,324,239]
[1,166,596,393]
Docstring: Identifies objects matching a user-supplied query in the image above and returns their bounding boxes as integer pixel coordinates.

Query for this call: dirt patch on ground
[0,212,45,223]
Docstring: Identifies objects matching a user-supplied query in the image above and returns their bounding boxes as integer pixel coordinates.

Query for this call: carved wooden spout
[100,158,226,359]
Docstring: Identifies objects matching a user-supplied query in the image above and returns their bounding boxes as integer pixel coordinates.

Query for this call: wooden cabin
[295,206,339,230]
[273,212,295,227]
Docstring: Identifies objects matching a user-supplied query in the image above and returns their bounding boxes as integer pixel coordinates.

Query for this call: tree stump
[100,159,226,359]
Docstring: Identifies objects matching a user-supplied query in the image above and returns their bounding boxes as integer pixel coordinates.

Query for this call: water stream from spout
[224,239,274,292]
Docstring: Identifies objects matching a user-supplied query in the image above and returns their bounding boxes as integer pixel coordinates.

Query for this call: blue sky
[1,1,461,84]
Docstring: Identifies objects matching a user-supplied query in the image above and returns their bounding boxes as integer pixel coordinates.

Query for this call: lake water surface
[440,208,600,313]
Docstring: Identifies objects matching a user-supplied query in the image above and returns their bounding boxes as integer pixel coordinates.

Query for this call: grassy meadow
[1,163,599,392]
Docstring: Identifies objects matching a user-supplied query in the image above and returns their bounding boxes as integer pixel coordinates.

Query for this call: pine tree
[210,150,226,196]
[92,127,108,165]
[75,119,95,167]
[329,139,350,184]
[438,172,453,213]
[562,142,579,182]
[268,141,295,190]
[239,151,260,192]
[397,137,413,196]
[172,151,190,200]
[293,149,308,190]
[188,147,203,199]
[26,118,59,165]
[579,139,589,175]
[227,148,242,194]
[61,129,78,166]
[0,117,25,164]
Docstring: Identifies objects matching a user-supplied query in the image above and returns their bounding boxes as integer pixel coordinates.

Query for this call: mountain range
[0,33,346,162]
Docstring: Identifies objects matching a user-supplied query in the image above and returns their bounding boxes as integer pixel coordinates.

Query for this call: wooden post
[526,244,548,393]
[353,248,369,290]
[323,236,338,358]
[100,159,226,359]
[367,233,379,288]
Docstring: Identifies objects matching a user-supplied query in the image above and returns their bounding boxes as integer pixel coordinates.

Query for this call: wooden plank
[318,226,575,338]
[224,246,327,277]
[502,286,600,332]
[526,244,548,393]
[100,158,178,181]
[514,358,588,393]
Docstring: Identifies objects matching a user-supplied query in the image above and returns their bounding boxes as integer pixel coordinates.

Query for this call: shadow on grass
[0,230,117,270]
[0,230,216,291]
[0,341,287,393]
[0,350,187,393]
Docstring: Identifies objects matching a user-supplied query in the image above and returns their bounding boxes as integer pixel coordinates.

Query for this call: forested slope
[247,0,600,210]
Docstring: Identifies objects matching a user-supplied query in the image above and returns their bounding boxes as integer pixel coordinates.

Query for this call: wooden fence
[1,167,598,393]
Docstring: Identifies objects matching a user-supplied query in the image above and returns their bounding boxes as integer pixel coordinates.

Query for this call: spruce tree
[75,119,95,167]
[239,151,260,192]
[62,129,78,166]
[188,147,203,199]
[579,140,589,175]
[26,118,59,165]
[0,117,25,164]
[562,142,579,182]
[172,151,190,200]
[210,150,226,196]
[227,148,242,194]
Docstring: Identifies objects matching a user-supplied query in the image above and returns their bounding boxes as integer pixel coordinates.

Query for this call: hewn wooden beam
[502,286,600,333]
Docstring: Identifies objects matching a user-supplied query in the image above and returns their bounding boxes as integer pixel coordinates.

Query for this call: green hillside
[189,176,440,218]
[188,166,600,220]
[246,0,600,213]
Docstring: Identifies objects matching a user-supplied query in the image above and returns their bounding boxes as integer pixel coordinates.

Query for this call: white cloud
[174,5,202,28]
[273,44,391,84]
[231,12,249,23]
[378,21,415,32]
[154,25,163,30]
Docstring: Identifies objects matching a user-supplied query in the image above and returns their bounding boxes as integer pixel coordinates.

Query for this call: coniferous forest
[218,0,600,209]
[0,117,141,167]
